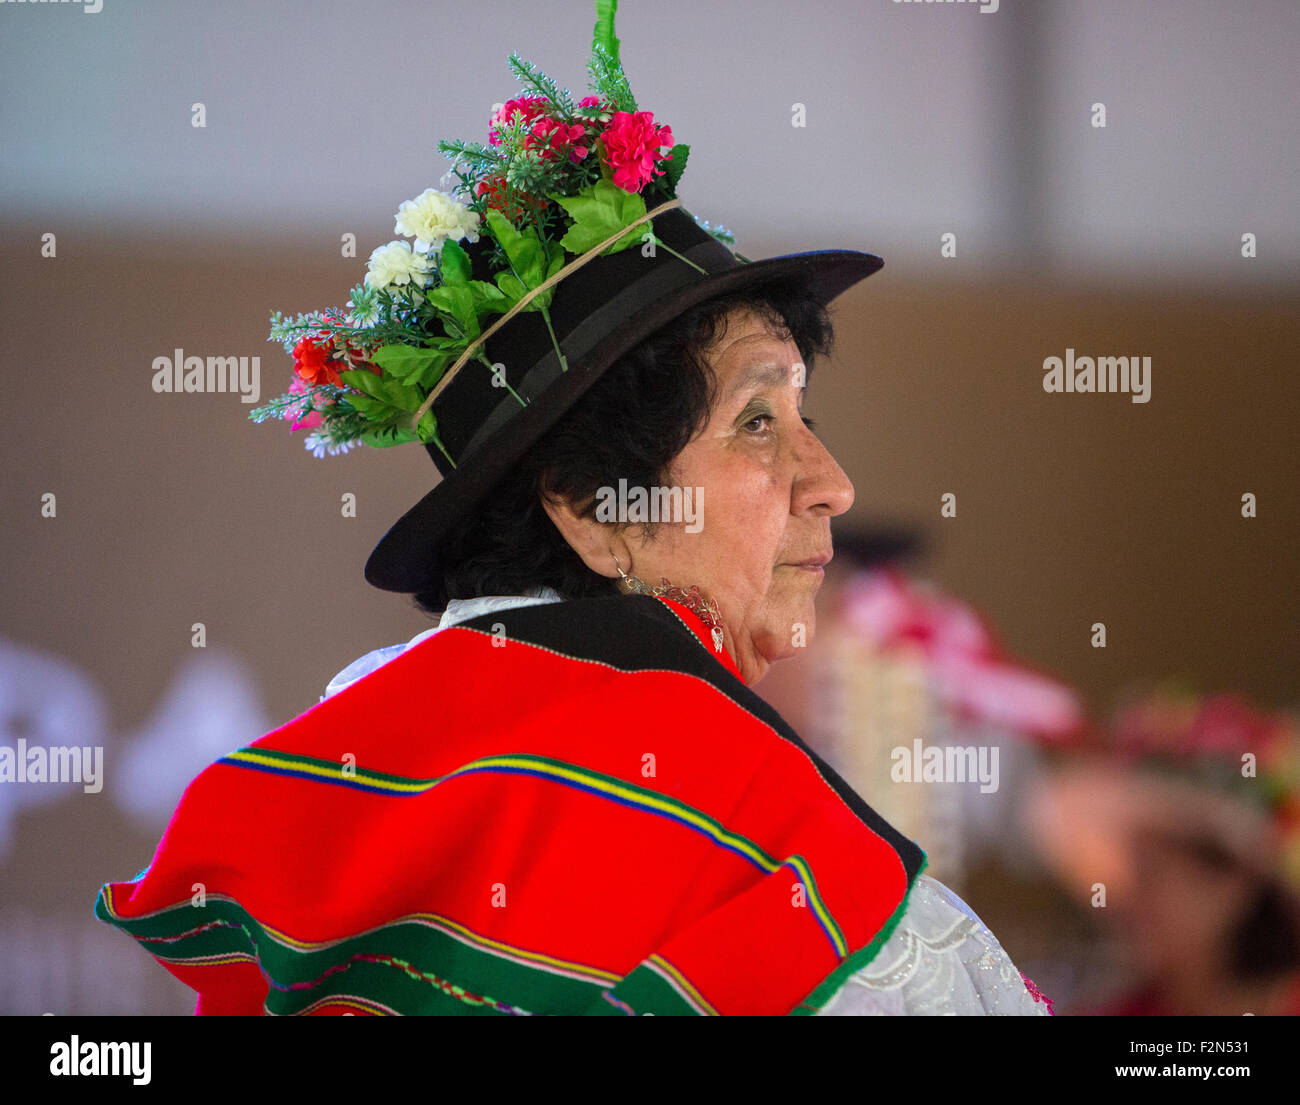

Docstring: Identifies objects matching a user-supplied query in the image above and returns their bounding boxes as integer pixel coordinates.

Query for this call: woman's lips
[781,555,830,576]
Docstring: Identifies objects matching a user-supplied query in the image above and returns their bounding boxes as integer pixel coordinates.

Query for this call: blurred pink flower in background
[840,566,1085,739]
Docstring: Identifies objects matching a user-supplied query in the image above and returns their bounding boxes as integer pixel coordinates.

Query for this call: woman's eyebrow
[727,361,798,401]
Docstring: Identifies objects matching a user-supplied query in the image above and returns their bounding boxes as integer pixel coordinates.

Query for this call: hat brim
[364,247,882,595]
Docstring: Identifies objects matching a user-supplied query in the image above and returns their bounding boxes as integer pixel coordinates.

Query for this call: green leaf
[361,423,422,449]
[340,368,423,413]
[340,367,389,400]
[556,180,648,256]
[495,271,527,302]
[519,242,566,311]
[485,209,545,287]
[426,344,464,388]
[546,238,566,277]
[440,239,472,284]
[663,143,689,193]
[343,394,388,418]
[494,269,555,312]
[468,279,510,315]
[415,410,438,442]
[506,53,575,119]
[368,345,444,383]
[586,42,636,113]
[592,0,622,67]
[424,284,480,338]
[425,335,469,351]
[381,380,425,413]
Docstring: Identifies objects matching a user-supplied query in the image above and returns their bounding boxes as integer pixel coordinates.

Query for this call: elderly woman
[94,4,1050,1016]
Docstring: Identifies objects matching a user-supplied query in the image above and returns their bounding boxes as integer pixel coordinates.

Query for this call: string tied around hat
[409,196,702,437]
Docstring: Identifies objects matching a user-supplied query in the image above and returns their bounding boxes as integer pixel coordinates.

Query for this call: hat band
[456,235,736,464]
[409,197,686,432]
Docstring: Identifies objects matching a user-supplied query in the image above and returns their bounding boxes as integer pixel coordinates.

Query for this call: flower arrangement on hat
[251,1,736,463]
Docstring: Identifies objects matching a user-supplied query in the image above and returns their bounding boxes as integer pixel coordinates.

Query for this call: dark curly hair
[413,273,837,615]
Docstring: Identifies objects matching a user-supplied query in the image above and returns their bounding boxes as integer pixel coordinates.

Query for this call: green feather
[593,0,621,67]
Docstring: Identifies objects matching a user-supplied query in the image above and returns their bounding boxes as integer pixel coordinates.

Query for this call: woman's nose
[796,429,855,517]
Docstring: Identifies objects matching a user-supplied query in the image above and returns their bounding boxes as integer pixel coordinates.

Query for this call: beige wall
[11,227,1294,724]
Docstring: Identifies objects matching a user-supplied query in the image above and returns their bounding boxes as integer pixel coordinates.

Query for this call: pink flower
[600,110,674,192]
[1020,974,1055,1015]
[488,96,549,145]
[285,377,324,433]
[841,567,1085,738]
[526,116,591,164]
[578,94,614,119]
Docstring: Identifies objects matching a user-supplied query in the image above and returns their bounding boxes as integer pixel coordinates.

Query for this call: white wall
[3,0,1295,288]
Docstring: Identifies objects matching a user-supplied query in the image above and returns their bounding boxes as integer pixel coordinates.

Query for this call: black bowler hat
[363,212,883,594]
[251,1,890,594]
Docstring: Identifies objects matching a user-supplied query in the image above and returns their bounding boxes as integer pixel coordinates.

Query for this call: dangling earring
[611,551,727,654]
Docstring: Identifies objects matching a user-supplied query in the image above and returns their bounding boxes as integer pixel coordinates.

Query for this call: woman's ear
[540,490,626,580]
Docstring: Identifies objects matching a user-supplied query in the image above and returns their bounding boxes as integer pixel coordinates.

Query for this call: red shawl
[96,593,926,1015]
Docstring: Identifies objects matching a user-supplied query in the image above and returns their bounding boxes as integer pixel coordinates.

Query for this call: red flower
[488,96,549,145]
[600,110,674,192]
[475,173,547,221]
[315,314,379,374]
[292,334,342,388]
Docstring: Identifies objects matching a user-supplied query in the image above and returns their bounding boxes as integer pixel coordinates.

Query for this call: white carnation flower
[365,241,432,292]
[394,187,481,252]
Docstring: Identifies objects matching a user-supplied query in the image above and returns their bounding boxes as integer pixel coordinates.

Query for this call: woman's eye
[741,413,817,433]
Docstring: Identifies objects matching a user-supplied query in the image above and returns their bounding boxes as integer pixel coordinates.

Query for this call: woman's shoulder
[815,873,1055,1016]
[446,592,794,737]
[436,590,756,692]
[444,591,929,892]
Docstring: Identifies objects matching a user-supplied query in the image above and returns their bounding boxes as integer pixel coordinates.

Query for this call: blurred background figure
[1023,685,1300,1015]
[761,543,1300,1015]
[0,642,267,1015]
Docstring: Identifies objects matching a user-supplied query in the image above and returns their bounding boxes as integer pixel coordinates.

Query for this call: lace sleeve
[816,875,1053,1016]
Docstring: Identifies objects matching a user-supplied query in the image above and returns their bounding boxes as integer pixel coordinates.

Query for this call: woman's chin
[751,599,817,660]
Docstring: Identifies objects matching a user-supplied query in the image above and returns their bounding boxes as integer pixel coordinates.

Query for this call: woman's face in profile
[625,306,855,684]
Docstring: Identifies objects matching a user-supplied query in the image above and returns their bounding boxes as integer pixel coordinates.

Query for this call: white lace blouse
[327,590,1051,1016]
[815,874,1050,1015]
